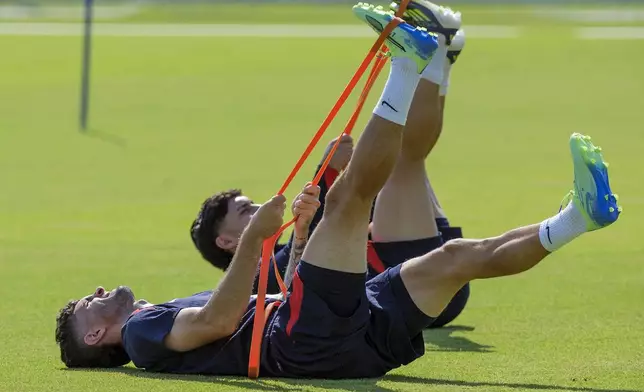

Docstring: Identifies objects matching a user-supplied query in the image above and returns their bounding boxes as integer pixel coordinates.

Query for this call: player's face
[73,286,136,345]
[218,195,260,249]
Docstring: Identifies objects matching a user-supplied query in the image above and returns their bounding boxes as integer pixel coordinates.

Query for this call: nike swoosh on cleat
[382,101,398,112]
[365,15,406,52]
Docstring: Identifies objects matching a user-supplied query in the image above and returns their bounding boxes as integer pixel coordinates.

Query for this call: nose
[95,287,105,297]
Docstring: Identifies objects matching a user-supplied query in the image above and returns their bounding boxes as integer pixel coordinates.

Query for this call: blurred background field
[1,1,643,391]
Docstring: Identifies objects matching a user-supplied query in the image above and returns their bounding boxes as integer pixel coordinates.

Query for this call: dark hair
[190,189,242,270]
[55,300,130,368]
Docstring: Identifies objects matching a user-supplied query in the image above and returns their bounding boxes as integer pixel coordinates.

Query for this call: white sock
[373,57,421,126]
[538,202,588,252]
[422,35,448,85]
[439,57,452,96]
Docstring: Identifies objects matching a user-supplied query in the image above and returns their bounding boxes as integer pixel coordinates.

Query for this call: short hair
[190,189,242,270]
[55,300,130,368]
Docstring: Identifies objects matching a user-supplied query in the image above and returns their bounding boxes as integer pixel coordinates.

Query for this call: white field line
[533,9,644,23]
[0,5,141,20]
[0,23,520,38]
[577,27,644,40]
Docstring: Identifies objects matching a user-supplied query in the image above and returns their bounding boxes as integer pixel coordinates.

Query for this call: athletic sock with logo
[373,57,421,126]
[538,202,588,252]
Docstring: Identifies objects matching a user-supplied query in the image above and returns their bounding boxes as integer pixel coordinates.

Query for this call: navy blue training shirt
[121,290,280,376]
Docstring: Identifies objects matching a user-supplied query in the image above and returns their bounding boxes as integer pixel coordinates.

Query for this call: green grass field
[1,3,644,392]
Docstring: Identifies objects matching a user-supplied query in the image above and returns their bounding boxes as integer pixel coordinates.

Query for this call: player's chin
[113,285,135,303]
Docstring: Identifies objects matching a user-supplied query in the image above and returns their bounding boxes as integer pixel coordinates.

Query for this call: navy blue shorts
[267,260,434,379]
[368,236,470,328]
[367,236,444,280]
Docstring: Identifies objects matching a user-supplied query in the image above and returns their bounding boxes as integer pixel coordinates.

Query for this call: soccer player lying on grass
[55,4,621,378]
[189,134,354,293]
[188,20,468,328]
[190,1,465,293]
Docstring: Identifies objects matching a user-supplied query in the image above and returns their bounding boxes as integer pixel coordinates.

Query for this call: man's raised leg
[400,134,622,317]
[371,20,458,243]
[267,9,439,373]
[382,1,466,244]
[270,6,442,378]
[301,6,438,275]
[366,7,469,328]
[431,28,466,238]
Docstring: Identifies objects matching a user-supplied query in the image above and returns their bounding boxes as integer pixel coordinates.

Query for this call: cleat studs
[609,207,615,213]
[590,159,596,164]
[613,194,619,200]
[618,206,623,212]
[604,162,610,168]
[605,195,609,201]
[581,146,588,151]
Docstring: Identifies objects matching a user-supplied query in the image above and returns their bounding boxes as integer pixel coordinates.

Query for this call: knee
[323,175,372,217]
[438,238,492,281]
[428,283,470,328]
[323,182,348,217]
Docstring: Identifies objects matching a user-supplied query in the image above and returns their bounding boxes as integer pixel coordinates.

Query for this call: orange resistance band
[248,1,410,379]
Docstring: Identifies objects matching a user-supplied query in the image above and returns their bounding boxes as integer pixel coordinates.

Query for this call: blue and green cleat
[389,0,462,44]
[353,2,439,74]
[569,133,622,231]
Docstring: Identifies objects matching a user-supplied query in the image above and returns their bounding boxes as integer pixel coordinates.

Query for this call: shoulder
[122,305,187,348]
[121,306,181,367]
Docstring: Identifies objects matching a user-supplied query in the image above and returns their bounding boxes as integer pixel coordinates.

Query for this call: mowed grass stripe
[0,22,520,38]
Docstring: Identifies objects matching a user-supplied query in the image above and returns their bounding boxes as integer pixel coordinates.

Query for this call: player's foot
[447,28,465,64]
[353,3,439,74]
[568,133,621,231]
[390,0,462,44]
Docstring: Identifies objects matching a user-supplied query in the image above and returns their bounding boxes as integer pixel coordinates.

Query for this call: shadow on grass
[65,367,638,392]
[423,325,495,353]
[82,128,127,148]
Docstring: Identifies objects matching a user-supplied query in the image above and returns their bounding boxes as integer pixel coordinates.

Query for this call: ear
[215,234,237,251]
[84,328,106,346]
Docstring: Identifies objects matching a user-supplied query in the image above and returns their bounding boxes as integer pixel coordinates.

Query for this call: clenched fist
[248,195,286,239]
[292,183,321,236]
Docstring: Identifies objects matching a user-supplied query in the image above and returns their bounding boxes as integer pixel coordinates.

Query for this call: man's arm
[283,184,320,288]
[164,196,286,352]
[283,234,307,289]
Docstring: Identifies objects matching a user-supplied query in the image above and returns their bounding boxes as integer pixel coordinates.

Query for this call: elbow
[218,322,238,338]
[197,311,238,338]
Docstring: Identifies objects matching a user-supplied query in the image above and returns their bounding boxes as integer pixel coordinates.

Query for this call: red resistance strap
[367,241,387,275]
[248,1,410,379]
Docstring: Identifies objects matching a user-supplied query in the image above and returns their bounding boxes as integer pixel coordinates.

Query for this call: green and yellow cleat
[568,133,621,231]
[353,2,439,74]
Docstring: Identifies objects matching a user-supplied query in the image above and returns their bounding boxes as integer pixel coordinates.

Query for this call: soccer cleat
[353,3,439,74]
[390,0,462,44]
[447,29,465,64]
[568,133,621,231]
